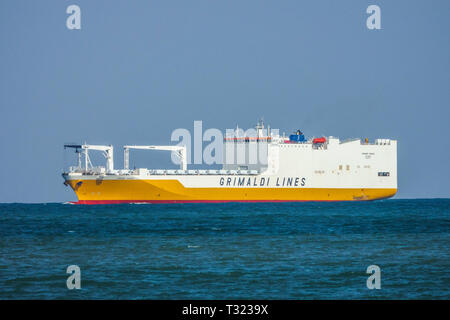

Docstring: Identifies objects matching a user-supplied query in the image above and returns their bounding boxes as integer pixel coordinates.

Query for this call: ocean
[0,199,449,299]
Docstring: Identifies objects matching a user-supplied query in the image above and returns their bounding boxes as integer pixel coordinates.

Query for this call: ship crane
[123,145,187,171]
[64,144,114,173]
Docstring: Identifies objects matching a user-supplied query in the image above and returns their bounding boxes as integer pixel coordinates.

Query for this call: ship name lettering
[287,177,293,186]
[260,177,265,186]
[220,177,305,187]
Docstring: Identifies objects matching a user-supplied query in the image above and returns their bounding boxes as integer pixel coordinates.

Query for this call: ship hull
[65,178,397,204]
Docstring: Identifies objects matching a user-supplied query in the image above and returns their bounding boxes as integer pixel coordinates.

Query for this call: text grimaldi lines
[219,176,306,187]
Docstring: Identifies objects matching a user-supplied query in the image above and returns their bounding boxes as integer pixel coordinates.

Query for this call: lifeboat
[313,137,326,144]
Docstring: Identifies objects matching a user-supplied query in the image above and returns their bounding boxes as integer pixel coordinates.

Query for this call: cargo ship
[62,121,397,204]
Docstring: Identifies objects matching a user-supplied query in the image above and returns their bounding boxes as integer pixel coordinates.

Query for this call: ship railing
[341,138,361,144]
[337,138,393,146]
[66,166,107,175]
[374,139,392,145]
[67,166,83,173]
[129,169,260,176]
[281,140,309,144]
[342,138,379,145]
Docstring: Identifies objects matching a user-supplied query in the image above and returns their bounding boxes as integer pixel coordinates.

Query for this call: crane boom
[123,145,187,170]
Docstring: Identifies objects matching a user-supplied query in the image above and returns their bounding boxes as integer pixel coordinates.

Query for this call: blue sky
[0,0,449,202]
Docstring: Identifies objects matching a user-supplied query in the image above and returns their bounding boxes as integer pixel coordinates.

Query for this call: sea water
[0,199,449,299]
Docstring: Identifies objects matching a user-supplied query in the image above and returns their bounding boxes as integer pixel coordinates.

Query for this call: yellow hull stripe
[67,179,397,202]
